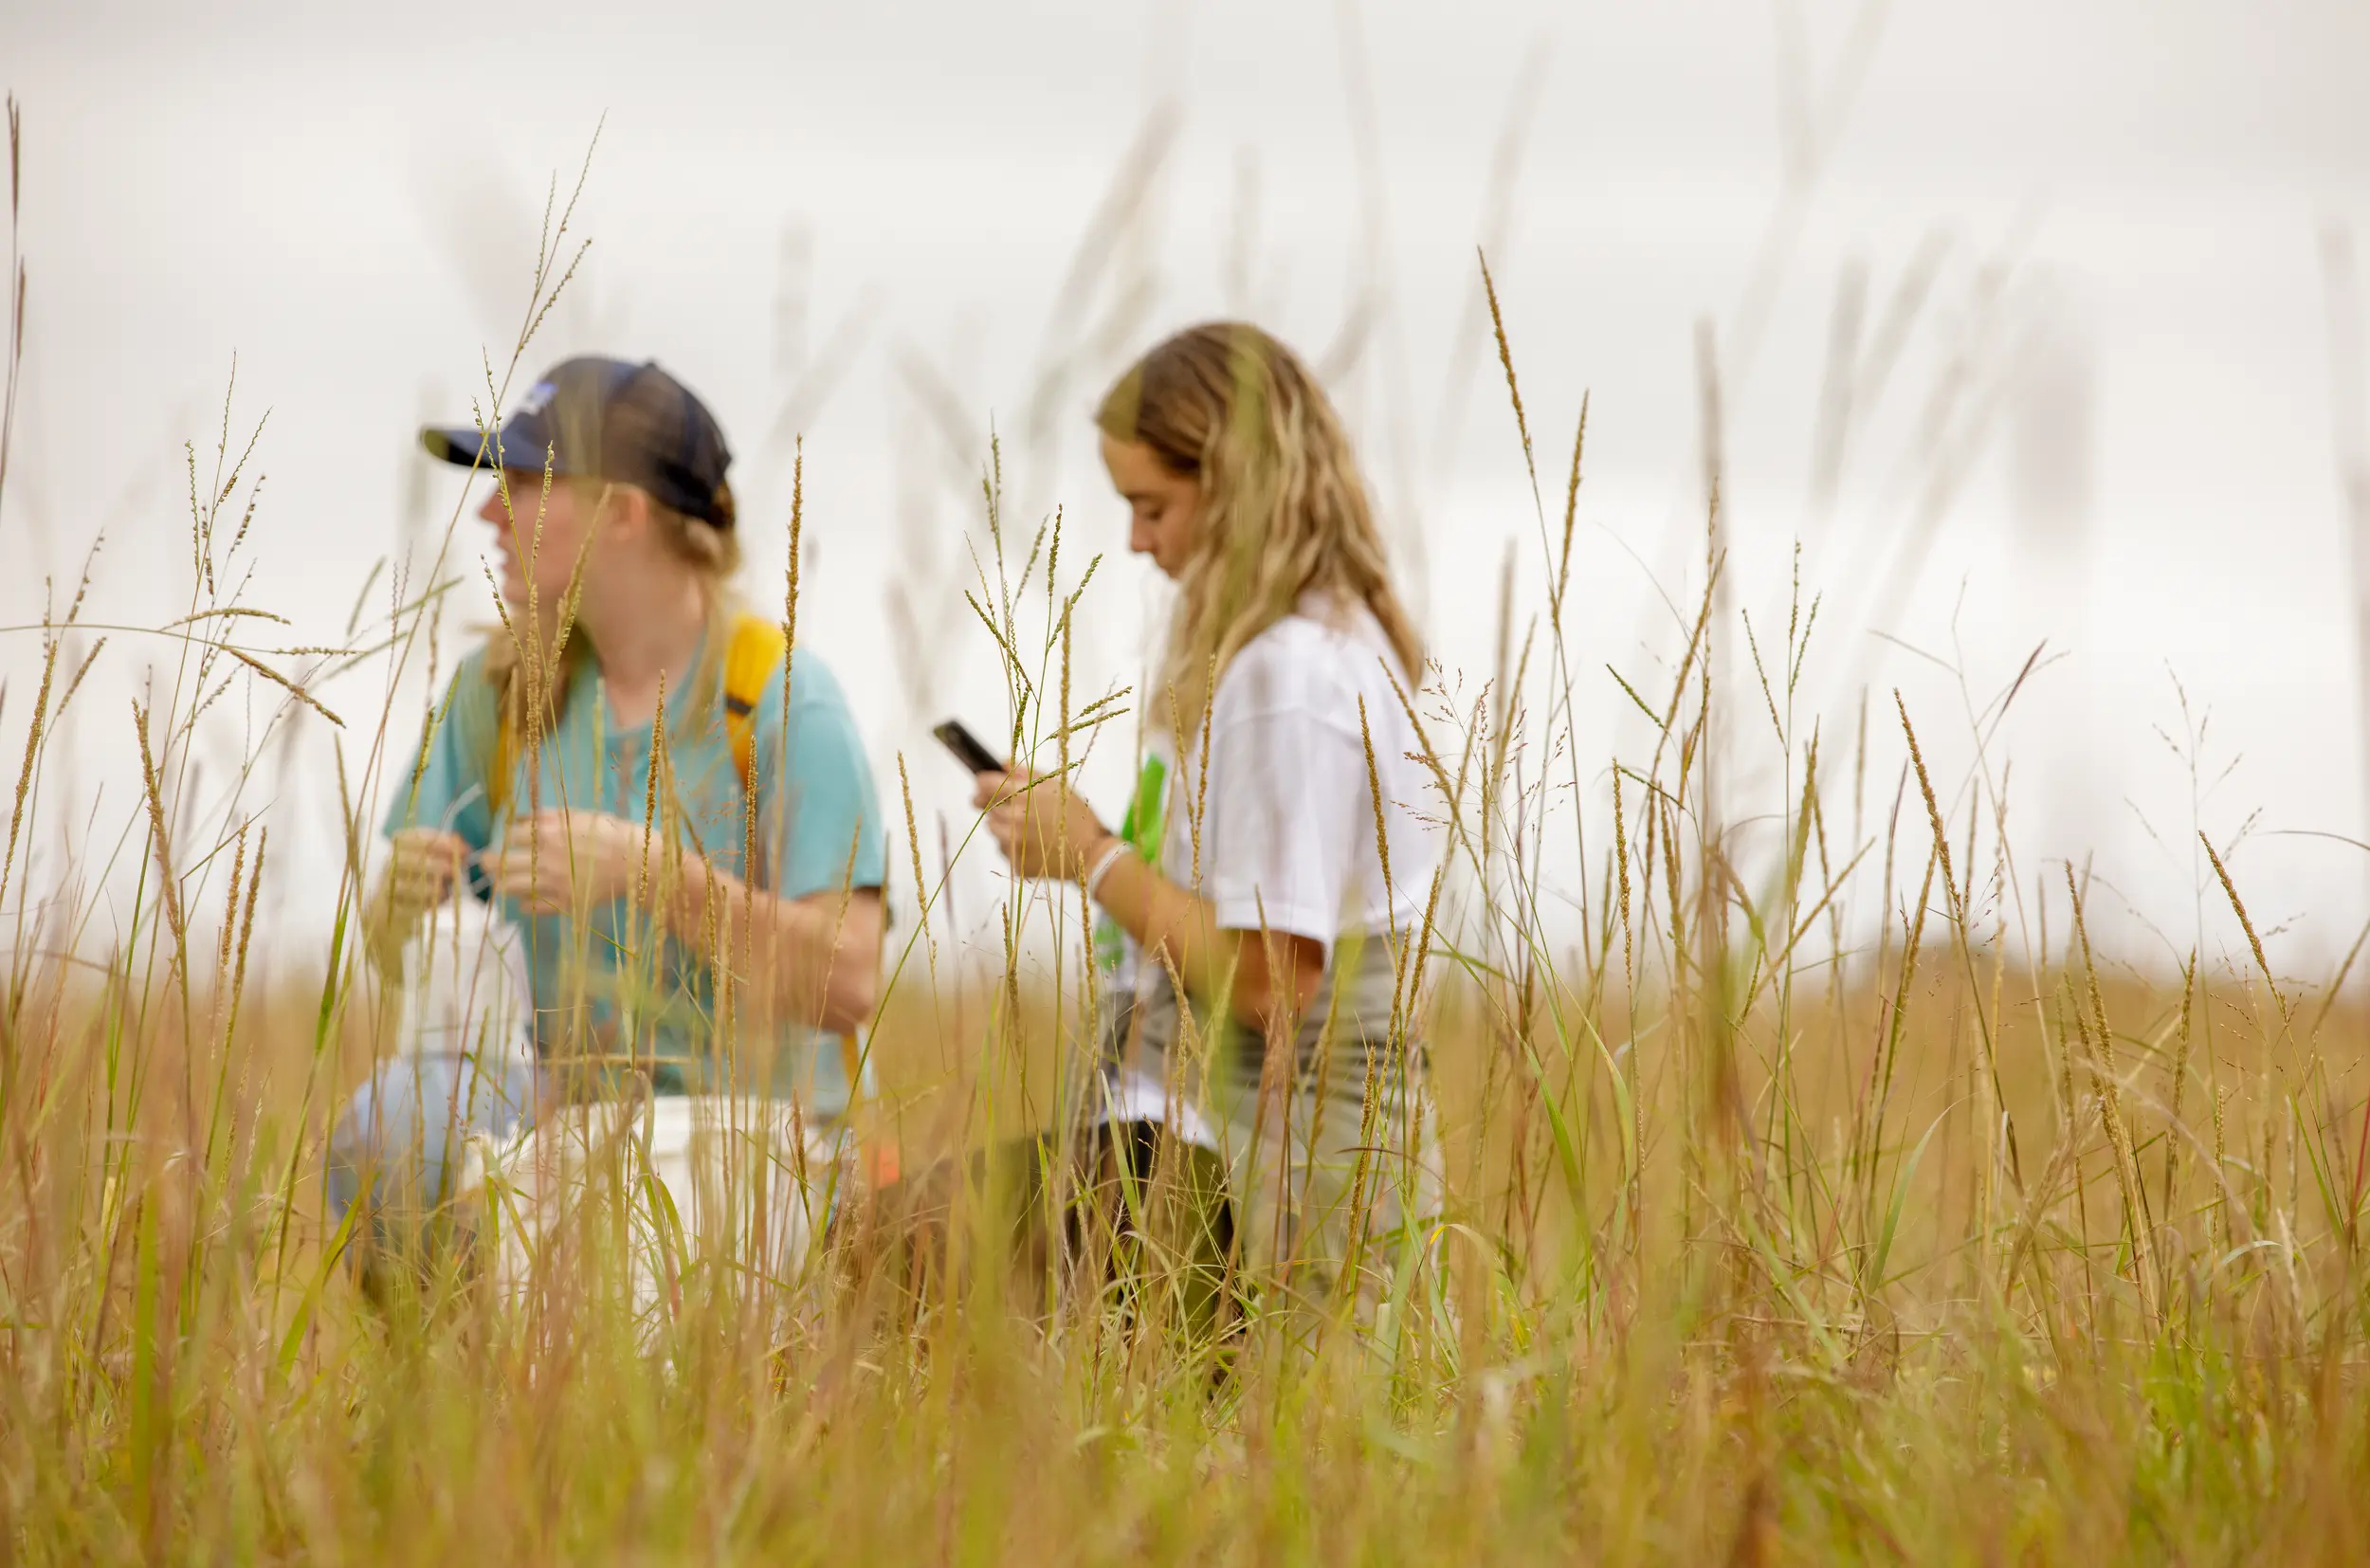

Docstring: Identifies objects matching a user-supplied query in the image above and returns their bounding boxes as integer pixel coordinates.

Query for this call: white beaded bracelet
[1083,839,1131,903]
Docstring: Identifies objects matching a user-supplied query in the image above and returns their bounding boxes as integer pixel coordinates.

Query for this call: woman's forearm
[1090,848,1321,1032]
[656,854,883,1035]
[360,870,418,977]
[968,765,1322,1031]
[1089,845,1211,978]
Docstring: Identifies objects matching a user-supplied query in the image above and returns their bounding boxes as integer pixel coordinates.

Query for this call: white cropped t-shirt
[1123,593,1439,987]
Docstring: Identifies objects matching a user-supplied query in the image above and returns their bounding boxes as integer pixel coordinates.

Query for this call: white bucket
[400,895,535,1068]
[457,1093,847,1328]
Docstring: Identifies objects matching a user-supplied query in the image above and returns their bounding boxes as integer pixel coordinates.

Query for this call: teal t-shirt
[382,631,888,1118]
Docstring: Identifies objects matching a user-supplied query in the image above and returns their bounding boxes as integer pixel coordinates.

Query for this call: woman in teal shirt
[330,356,887,1259]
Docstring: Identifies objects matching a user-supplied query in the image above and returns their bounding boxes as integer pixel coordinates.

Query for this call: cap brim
[420,425,501,468]
[421,423,585,477]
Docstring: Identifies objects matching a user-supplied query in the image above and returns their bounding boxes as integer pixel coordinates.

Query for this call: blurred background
[5,0,2370,980]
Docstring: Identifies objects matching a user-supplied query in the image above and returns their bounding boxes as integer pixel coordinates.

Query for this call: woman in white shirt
[975,320,1442,1317]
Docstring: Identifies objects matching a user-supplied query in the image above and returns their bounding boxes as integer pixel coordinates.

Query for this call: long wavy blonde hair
[1096,322,1423,729]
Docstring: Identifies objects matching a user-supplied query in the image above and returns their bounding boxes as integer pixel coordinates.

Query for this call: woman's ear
[592,482,652,542]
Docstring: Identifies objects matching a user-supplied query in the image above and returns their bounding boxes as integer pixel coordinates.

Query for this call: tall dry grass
[5,100,2370,1566]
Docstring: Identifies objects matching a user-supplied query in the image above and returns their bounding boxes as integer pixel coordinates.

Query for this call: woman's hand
[974,768,1115,883]
[482,810,658,914]
[384,828,470,922]
[364,827,470,974]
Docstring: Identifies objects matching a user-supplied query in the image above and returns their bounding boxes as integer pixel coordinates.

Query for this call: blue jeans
[327,1052,539,1271]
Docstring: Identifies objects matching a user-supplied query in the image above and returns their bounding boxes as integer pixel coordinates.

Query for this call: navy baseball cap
[421,356,735,528]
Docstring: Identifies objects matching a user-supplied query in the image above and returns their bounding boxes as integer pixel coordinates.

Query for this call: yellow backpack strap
[720,613,789,787]
[486,678,518,820]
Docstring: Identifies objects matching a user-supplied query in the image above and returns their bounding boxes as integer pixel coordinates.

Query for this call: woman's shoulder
[423,644,502,726]
[742,641,880,810]
[445,643,501,686]
[1216,596,1407,730]
[746,643,856,725]
[741,641,870,775]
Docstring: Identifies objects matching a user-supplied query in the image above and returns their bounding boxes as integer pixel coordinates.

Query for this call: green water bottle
[1093,754,1168,974]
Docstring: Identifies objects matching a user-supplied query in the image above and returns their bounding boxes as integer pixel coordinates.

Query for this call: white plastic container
[400,894,536,1068]
[458,1092,847,1329]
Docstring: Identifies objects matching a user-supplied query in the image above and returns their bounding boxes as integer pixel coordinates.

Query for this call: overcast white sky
[7,0,2370,974]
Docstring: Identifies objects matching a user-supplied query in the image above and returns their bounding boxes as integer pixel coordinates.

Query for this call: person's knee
[325,1074,395,1217]
[326,1055,530,1218]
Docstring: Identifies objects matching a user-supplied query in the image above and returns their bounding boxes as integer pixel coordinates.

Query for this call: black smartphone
[933,720,1006,775]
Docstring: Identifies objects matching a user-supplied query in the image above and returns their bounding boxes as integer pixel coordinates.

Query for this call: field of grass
[7,107,2370,1565]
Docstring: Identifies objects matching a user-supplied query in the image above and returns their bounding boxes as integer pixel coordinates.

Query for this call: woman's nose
[478,488,508,528]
